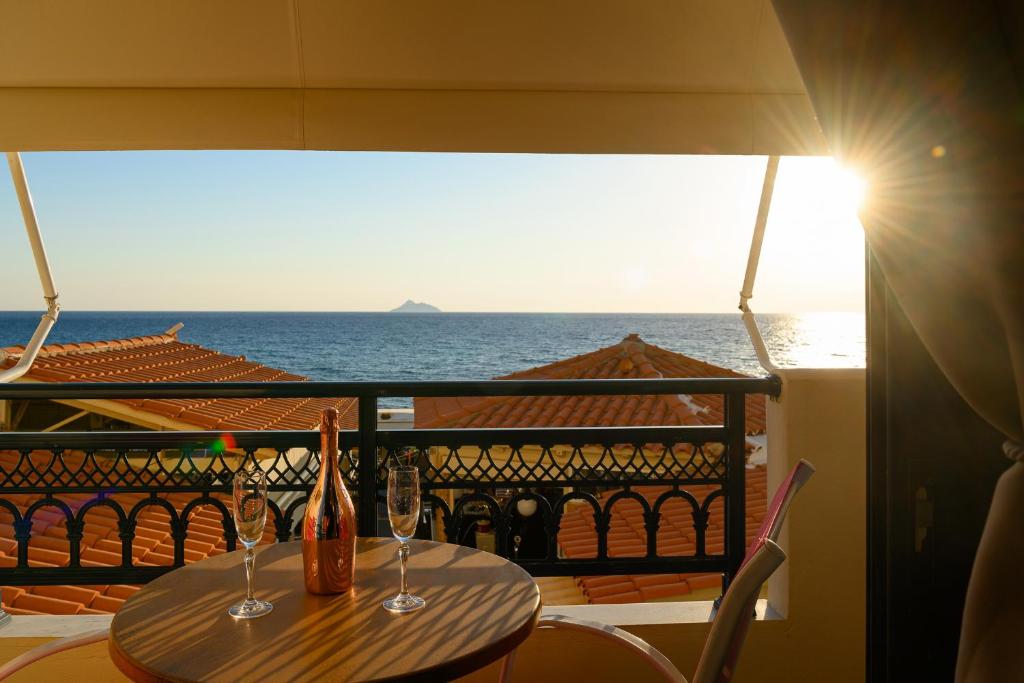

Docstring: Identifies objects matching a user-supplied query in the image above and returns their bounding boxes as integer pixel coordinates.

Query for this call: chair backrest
[708,458,814,621]
[0,628,108,681]
[517,614,688,683]
[739,459,815,571]
[692,539,786,683]
[502,542,789,683]
[504,462,814,683]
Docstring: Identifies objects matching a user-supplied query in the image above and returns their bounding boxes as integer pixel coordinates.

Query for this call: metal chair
[692,540,785,683]
[708,458,815,618]
[500,539,785,683]
[501,459,816,683]
[0,628,108,681]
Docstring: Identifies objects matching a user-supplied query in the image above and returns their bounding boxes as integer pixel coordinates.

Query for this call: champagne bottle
[302,407,357,594]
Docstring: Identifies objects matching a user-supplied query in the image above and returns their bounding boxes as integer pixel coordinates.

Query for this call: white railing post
[0,152,60,385]
[0,151,62,628]
[739,155,780,375]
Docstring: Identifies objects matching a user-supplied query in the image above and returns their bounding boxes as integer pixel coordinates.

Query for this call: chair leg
[498,648,518,683]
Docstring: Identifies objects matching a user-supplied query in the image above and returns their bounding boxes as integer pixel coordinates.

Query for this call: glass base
[229,598,274,620]
[383,593,426,614]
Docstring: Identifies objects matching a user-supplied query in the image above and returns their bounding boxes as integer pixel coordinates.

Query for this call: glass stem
[399,542,409,597]
[244,547,256,602]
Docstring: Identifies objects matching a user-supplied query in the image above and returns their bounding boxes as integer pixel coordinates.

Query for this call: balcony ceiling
[0,0,826,154]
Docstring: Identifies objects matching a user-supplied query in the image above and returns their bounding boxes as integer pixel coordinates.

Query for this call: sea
[0,311,864,405]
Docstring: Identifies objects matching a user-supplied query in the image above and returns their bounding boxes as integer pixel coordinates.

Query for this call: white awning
[0,1,826,154]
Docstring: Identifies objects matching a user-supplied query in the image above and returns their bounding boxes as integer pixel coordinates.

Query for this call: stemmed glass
[383,465,426,614]
[229,469,274,619]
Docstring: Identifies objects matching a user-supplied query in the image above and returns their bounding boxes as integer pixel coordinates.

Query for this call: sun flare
[785,157,866,215]
[832,165,868,213]
[753,156,868,312]
[768,157,868,244]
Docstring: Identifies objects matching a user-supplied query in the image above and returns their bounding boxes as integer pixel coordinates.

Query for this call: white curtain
[771,1,1024,680]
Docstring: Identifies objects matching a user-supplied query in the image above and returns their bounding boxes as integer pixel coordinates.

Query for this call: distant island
[389,300,441,313]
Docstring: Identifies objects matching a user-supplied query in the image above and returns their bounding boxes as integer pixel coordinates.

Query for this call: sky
[0,152,865,313]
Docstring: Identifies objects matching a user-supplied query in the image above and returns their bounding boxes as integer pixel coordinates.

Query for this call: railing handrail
[0,376,780,400]
[0,376,770,593]
[0,425,729,451]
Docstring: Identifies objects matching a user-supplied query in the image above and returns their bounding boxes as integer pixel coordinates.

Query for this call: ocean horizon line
[0,309,863,316]
[0,310,866,381]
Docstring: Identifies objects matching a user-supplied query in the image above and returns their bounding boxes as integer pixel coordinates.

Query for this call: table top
[109,538,541,683]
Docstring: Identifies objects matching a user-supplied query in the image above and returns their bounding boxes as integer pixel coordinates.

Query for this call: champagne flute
[229,469,274,619]
[383,465,426,614]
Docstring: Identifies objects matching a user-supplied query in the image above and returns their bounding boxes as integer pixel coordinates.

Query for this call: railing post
[723,392,747,592]
[357,395,379,536]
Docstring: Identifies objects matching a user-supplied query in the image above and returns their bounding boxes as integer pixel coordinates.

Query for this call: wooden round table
[109,538,541,682]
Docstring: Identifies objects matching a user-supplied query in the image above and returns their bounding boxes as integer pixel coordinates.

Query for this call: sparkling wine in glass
[383,465,426,614]
[229,469,273,619]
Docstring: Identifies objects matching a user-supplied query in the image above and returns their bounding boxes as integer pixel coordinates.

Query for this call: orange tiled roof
[414,334,765,434]
[1,328,357,431]
[561,465,767,603]
[0,452,275,616]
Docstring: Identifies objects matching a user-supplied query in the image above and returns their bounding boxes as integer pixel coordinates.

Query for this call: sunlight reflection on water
[759,312,865,369]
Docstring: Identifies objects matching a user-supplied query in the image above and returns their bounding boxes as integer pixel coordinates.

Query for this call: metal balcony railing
[0,377,778,592]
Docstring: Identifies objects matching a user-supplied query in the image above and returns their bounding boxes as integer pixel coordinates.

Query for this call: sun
[754,156,868,311]
[782,157,866,215]
[768,157,867,238]
[830,163,868,214]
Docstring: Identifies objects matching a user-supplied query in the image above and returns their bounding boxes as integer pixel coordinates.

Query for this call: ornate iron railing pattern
[0,378,777,590]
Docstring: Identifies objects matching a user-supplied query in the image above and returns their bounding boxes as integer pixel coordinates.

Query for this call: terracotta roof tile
[13,593,85,615]
[32,585,99,606]
[1,327,357,431]
[415,334,765,434]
